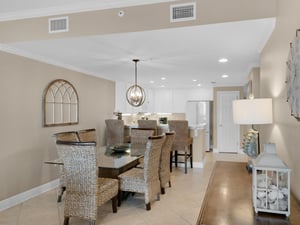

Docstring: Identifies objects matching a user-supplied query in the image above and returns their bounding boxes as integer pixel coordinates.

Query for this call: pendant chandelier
[126,59,146,107]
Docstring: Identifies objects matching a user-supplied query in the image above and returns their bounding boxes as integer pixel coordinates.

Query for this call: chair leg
[63,217,69,225]
[170,151,173,172]
[169,180,171,188]
[89,221,96,225]
[161,187,165,194]
[146,203,151,211]
[190,144,193,168]
[184,152,188,174]
[57,186,66,203]
[57,195,62,203]
[118,191,122,207]
[112,196,117,213]
[175,150,178,167]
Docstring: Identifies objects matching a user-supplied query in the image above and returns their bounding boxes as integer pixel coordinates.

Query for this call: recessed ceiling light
[222,74,229,78]
[160,85,165,88]
[193,79,197,82]
[161,77,166,80]
[149,81,154,84]
[218,58,228,63]
[197,83,201,87]
[118,10,125,17]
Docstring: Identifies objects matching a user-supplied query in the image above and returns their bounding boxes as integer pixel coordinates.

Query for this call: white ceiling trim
[0,0,176,22]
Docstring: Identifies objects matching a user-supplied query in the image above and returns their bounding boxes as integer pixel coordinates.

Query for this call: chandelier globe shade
[126,59,146,107]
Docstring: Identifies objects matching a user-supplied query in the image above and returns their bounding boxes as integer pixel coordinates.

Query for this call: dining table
[45,143,145,179]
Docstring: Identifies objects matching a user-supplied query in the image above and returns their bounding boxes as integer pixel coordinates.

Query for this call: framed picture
[244,80,253,99]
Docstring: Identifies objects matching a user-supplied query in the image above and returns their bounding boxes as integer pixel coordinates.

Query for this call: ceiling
[0,0,276,89]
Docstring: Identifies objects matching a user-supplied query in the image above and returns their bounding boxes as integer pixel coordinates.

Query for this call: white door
[217,91,240,153]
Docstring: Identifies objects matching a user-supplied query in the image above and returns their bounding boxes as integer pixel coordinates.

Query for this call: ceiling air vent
[48,16,69,33]
[170,2,196,23]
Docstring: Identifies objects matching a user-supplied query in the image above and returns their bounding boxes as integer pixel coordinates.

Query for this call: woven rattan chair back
[77,128,97,142]
[168,120,193,174]
[118,135,165,210]
[143,135,165,184]
[53,131,79,142]
[159,131,175,194]
[137,120,158,135]
[130,128,154,146]
[57,141,98,223]
[168,120,190,150]
[105,119,124,146]
[52,131,79,202]
[56,141,118,225]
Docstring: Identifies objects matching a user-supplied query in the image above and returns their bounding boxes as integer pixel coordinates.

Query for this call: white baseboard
[0,179,59,212]
[213,148,219,153]
[193,161,204,168]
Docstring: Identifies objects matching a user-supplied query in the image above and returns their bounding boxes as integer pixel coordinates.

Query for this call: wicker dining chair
[118,135,165,211]
[53,131,79,202]
[77,128,97,142]
[168,120,193,174]
[137,120,158,135]
[130,128,155,146]
[53,131,79,142]
[159,131,175,194]
[56,141,119,225]
[105,119,125,145]
[130,128,155,161]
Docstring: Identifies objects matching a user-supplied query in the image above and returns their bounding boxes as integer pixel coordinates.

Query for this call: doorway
[217,91,240,153]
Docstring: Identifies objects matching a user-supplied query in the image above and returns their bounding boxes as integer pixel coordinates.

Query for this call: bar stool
[168,120,193,174]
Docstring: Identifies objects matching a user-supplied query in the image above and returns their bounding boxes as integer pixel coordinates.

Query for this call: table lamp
[232,98,273,170]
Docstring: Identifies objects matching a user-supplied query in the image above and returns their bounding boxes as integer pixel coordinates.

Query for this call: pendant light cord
[133,59,139,86]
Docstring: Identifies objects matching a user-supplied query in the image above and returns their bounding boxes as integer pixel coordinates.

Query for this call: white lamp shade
[232,98,273,125]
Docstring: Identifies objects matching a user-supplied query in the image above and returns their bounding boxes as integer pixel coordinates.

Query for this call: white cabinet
[115,82,213,114]
[252,143,291,217]
[153,89,173,113]
[172,89,187,113]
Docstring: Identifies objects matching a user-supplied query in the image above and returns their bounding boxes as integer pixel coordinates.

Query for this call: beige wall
[0,51,115,200]
[0,0,276,43]
[248,67,260,98]
[260,0,300,201]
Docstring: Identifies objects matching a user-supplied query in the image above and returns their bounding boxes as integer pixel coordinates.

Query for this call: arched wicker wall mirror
[43,79,79,127]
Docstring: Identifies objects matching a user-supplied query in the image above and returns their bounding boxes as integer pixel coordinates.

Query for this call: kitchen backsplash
[122,113,185,125]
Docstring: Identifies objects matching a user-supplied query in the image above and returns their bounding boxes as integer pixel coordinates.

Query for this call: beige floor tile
[0,152,248,225]
[0,205,21,225]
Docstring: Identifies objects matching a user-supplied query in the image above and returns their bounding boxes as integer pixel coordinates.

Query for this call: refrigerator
[186,100,213,151]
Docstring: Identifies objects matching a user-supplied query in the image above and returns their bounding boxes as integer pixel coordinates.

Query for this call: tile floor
[0,152,248,225]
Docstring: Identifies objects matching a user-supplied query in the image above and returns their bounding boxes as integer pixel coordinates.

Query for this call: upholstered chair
[159,131,175,194]
[53,131,79,202]
[168,120,193,174]
[77,128,97,142]
[137,120,158,135]
[56,141,118,225]
[118,135,165,211]
[105,119,125,146]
